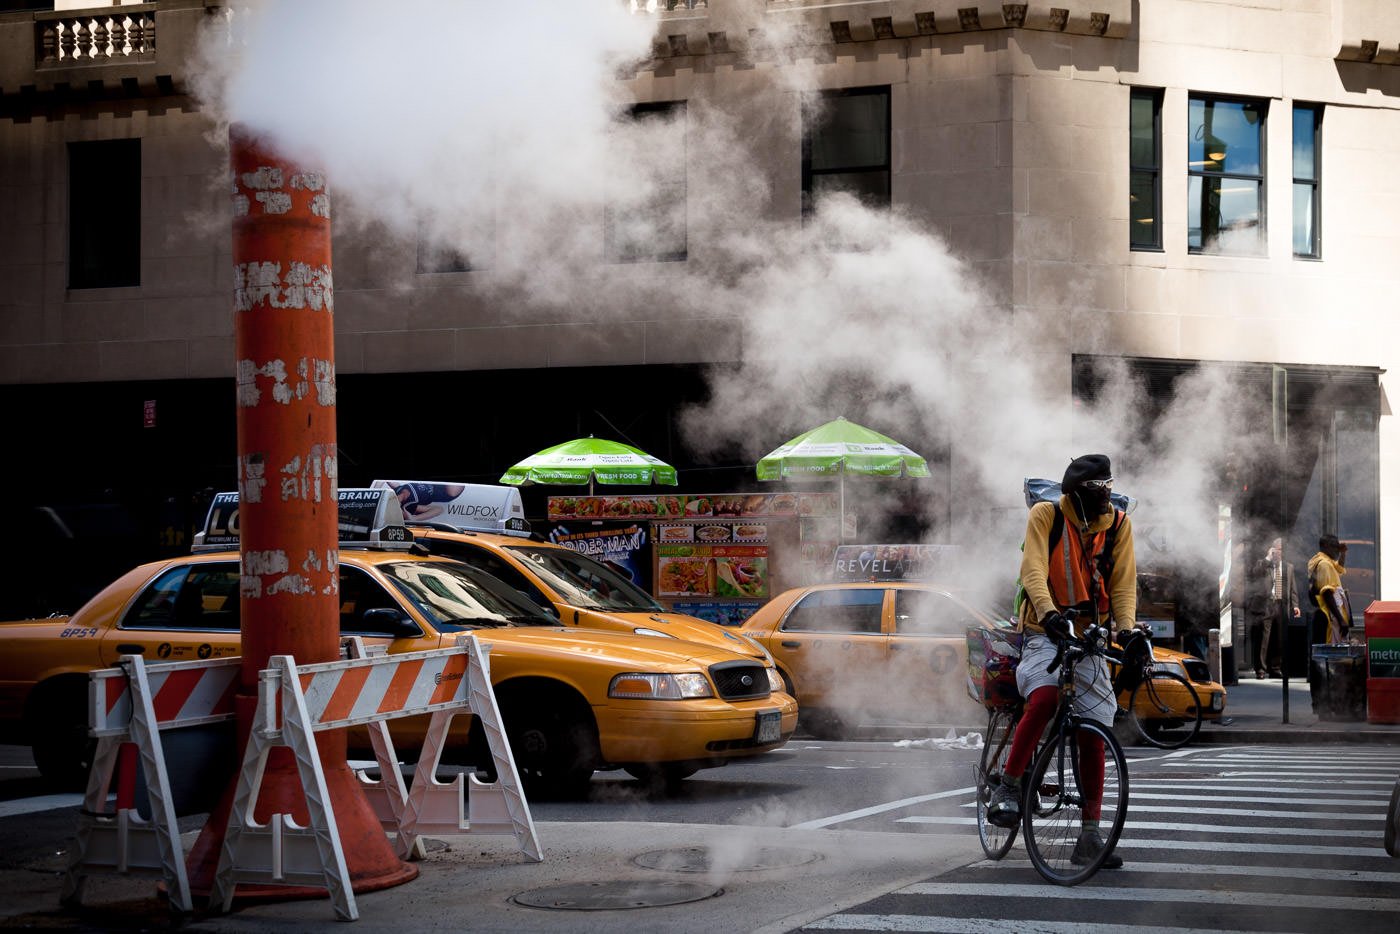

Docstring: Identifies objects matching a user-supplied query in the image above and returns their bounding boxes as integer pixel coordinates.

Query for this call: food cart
[547,492,841,625]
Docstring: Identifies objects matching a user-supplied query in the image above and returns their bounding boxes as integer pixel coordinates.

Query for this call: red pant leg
[1005,686,1057,777]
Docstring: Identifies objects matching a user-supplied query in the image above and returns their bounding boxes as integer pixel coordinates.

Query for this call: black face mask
[1074,487,1113,517]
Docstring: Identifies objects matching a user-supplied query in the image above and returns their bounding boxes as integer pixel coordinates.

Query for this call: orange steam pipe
[184,124,415,899]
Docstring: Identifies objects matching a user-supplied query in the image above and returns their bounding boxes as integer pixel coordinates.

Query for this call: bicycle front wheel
[1023,719,1129,885]
[1126,671,1202,750]
[974,707,1019,860]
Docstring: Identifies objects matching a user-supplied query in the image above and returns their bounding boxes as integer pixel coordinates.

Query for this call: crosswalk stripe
[805,916,1238,933]
[1136,775,1396,787]
[1130,783,1383,798]
[966,858,1400,884]
[0,794,83,819]
[894,883,1400,913]
[898,815,1386,844]
[896,812,1366,834]
[1197,772,1393,783]
[1110,838,1385,857]
[956,796,1382,815]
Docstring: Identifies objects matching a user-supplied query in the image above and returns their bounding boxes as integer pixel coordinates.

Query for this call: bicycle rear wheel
[1126,671,1202,749]
[974,707,1019,860]
[1022,719,1129,885]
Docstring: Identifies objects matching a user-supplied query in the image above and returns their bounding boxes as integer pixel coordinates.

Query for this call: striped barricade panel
[295,647,471,732]
[90,657,240,737]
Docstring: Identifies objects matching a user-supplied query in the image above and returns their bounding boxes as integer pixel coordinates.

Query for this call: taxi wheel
[29,681,94,791]
[800,708,851,741]
[624,764,698,795]
[499,686,598,801]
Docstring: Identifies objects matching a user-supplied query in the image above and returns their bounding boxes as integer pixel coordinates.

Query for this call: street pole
[184,125,414,898]
[1273,364,1289,724]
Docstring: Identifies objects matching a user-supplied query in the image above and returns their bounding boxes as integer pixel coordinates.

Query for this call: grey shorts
[1016,633,1118,728]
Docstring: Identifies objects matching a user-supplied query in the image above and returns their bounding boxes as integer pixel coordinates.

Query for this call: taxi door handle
[116,644,146,654]
[781,641,800,648]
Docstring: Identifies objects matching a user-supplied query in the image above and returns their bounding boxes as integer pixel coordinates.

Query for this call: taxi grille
[709,661,770,701]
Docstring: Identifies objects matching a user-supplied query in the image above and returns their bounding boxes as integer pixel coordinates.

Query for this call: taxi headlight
[766,667,785,693]
[1150,660,1187,679]
[632,627,676,639]
[608,672,714,700]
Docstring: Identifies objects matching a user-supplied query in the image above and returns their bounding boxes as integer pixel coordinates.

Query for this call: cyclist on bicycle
[988,454,1138,869]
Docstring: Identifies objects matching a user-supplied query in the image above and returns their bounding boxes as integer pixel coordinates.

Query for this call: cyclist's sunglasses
[1081,478,1114,492]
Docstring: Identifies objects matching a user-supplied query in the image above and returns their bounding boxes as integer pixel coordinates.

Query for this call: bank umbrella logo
[500,436,679,496]
[756,417,929,541]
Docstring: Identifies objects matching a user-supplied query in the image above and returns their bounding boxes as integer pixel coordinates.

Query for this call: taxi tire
[497,685,599,801]
[800,708,851,741]
[28,680,94,791]
[623,763,698,795]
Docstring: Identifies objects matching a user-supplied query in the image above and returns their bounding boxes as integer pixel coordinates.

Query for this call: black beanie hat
[1063,454,1112,491]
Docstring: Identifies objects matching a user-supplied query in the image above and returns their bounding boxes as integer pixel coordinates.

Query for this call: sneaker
[987,778,1021,829]
[1071,828,1123,869]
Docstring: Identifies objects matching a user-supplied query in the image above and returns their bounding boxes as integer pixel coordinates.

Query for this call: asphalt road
[2,739,1399,932]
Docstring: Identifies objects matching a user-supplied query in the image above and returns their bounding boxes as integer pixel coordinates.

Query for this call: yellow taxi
[373,480,773,662]
[741,581,1226,740]
[740,582,992,738]
[0,490,796,798]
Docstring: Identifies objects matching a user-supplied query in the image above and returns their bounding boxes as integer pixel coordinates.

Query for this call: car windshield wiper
[434,616,513,630]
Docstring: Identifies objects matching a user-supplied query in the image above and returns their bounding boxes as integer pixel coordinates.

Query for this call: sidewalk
[1194,674,1400,745]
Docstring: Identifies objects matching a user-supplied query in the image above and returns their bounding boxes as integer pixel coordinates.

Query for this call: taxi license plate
[754,710,781,744]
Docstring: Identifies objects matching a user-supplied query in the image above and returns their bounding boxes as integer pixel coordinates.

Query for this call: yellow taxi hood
[471,625,762,670]
[569,608,767,659]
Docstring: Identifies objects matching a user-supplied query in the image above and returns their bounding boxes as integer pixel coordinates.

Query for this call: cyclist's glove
[1114,632,1148,669]
[1040,610,1071,642]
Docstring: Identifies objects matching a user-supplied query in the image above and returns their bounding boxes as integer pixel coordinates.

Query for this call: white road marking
[1128,792,1386,809]
[894,883,1400,913]
[0,794,83,818]
[806,917,1242,933]
[1130,782,1383,797]
[968,858,1400,884]
[899,815,1380,839]
[788,787,977,830]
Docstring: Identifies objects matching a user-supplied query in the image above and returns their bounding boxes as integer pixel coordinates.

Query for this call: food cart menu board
[548,492,837,520]
[656,546,769,600]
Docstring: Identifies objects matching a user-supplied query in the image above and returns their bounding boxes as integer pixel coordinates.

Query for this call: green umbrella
[500,436,678,495]
[757,417,929,540]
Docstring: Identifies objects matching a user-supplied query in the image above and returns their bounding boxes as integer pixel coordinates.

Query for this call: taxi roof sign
[371,480,530,538]
[192,488,413,552]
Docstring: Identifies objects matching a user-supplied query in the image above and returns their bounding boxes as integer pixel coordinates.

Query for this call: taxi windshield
[504,545,662,612]
[379,560,555,631]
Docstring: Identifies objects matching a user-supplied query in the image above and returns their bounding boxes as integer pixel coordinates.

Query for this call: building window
[1293,104,1322,259]
[1188,96,1266,255]
[68,138,140,289]
[605,100,687,264]
[1129,88,1162,251]
[802,86,891,218]
[416,234,472,274]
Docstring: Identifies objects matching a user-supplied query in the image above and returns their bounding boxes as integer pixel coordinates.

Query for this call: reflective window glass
[1130,88,1162,250]
[1292,104,1321,258]
[803,87,891,218]
[782,589,884,634]
[1188,96,1267,255]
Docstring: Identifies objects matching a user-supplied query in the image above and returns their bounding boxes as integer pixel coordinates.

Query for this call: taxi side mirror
[361,607,422,640]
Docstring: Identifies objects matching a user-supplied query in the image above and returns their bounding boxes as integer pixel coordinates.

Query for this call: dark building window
[605,100,687,264]
[1130,88,1162,251]
[68,138,140,289]
[1293,104,1322,259]
[802,86,891,218]
[1188,95,1267,255]
[416,236,472,274]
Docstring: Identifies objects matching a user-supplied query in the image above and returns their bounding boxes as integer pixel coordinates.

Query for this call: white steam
[193,1,1259,607]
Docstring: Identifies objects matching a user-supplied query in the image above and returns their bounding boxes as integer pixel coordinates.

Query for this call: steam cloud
[194,1,1273,609]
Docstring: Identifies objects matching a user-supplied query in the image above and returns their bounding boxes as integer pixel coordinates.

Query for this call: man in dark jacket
[1248,537,1300,678]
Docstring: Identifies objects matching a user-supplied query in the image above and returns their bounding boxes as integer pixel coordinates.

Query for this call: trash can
[1365,601,1400,724]
[1308,644,1367,721]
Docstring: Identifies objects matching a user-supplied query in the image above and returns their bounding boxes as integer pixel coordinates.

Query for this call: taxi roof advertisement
[372,480,529,536]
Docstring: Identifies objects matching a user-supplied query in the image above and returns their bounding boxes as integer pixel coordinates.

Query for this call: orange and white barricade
[211,634,538,922]
[62,655,240,913]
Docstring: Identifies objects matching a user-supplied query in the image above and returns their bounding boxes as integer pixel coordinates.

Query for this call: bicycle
[974,702,1020,860]
[1020,623,1131,885]
[1113,629,1203,750]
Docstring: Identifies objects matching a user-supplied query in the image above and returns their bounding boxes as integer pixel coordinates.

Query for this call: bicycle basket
[966,624,1024,708]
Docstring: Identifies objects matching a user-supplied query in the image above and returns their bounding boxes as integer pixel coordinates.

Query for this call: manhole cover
[633,846,823,873]
[511,880,722,911]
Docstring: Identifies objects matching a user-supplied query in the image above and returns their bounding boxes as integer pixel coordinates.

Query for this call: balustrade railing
[36,5,157,67]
